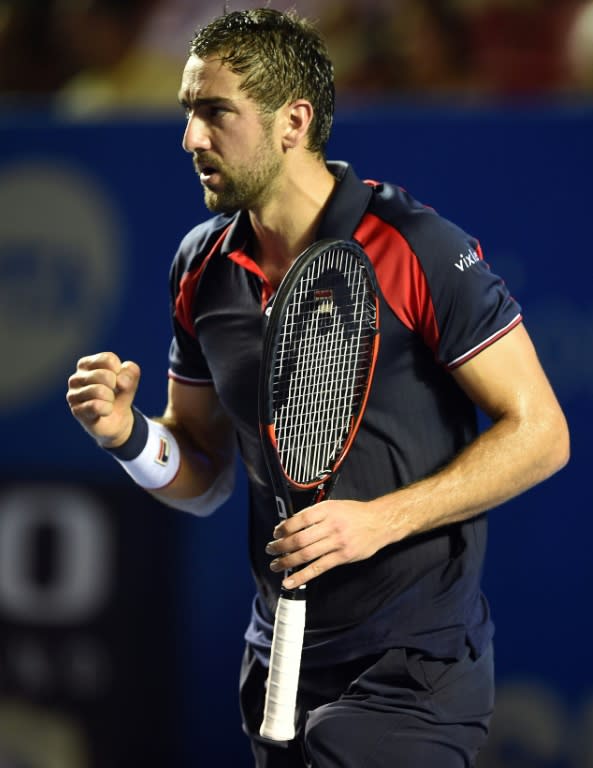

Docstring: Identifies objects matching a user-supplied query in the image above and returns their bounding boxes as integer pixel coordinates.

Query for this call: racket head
[259,238,380,497]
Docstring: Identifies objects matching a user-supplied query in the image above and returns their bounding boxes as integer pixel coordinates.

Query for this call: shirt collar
[317,161,373,240]
[218,161,372,257]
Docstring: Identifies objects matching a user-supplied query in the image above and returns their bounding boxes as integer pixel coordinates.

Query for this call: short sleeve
[166,233,214,385]
[416,216,522,368]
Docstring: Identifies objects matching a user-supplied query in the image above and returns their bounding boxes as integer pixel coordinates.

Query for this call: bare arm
[367,322,570,538]
[67,352,236,504]
[266,323,570,588]
[155,377,237,502]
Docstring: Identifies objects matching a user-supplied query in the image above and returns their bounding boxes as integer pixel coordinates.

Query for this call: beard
[201,133,282,214]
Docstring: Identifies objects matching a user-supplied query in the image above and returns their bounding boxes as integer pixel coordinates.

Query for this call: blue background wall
[0,105,591,766]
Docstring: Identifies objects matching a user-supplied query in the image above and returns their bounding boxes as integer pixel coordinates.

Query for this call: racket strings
[272,247,376,484]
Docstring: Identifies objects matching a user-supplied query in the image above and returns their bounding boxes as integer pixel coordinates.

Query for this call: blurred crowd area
[1,0,593,115]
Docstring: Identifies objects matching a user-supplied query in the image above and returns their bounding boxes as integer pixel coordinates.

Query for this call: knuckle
[103,351,122,371]
[292,531,308,549]
[69,402,88,420]
[284,552,300,569]
[296,508,314,526]
[91,384,110,402]
[80,351,119,372]
[99,371,117,390]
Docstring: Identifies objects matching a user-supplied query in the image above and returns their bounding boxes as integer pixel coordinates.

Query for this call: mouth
[195,156,222,185]
[201,171,220,188]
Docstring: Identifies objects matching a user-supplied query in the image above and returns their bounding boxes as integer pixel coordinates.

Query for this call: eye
[208,105,228,119]
[180,101,232,123]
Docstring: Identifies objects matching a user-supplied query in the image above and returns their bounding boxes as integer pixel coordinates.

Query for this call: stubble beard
[202,134,282,214]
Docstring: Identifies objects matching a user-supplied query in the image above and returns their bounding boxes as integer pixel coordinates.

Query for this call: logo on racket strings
[314,288,333,314]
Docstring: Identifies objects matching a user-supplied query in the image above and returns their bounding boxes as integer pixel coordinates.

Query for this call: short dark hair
[189,8,335,157]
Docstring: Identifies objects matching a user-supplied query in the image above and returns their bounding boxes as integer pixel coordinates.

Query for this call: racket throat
[274,495,288,519]
[314,483,327,503]
[274,482,329,522]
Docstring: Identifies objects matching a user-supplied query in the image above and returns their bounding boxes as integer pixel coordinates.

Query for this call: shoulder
[355,182,485,310]
[366,181,478,265]
[170,213,235,284]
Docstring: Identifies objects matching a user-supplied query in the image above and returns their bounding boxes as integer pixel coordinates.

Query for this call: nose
[182,113,211,153]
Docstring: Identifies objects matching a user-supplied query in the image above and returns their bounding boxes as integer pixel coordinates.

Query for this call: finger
[69,397,115,423]
[77,351,122,373]
[68,367,118,394]
[269,537,335,573]
[282,552,343,589]
[273,505,325,539]
[67,382,116,408]
[115,360,141,395]
[266,518,331,554]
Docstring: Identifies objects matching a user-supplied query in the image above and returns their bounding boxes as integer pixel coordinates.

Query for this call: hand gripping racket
[258,239,380,741]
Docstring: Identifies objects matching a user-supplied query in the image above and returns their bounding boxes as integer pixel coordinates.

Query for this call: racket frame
[258,238,380,742]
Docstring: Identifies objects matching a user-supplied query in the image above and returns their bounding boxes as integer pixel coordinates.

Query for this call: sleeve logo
[454,247,480,272]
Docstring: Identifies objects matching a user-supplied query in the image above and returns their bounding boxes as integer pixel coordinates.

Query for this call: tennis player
[66,8,569,767]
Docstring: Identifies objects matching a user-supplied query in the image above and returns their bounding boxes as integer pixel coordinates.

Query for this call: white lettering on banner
[3,636,111,699]
[0,162,124,411]
[0,486,112,623]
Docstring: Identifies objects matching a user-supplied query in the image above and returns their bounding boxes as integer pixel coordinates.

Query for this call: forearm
[373,404,569,545]
[152,414,236,501]
[267,325,570,589]
[150,444,236,517]
[106,407,236,514]
[268,404,569,590]
[67,354,236,513]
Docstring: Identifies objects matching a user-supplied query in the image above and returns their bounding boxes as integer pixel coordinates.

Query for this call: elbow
[556,421,571,472]
[544,410,571,477]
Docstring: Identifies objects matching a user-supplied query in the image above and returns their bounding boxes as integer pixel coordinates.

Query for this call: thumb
[115,360,141,404]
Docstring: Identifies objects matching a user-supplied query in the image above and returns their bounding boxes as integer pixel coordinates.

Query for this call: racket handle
[259,589,306,742]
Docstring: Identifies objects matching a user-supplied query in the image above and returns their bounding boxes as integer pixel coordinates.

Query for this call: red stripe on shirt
[354,213,440,354]
[175,227,230,337]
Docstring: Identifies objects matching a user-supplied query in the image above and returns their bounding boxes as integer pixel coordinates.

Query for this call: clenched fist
[66,352,141,448]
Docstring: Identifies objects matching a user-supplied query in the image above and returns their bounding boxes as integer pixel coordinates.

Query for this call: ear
[281,99,314,150]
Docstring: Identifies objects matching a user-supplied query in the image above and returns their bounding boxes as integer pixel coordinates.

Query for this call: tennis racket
[258,238,380,741]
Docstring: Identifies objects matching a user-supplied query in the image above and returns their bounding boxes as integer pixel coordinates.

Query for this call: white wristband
[106,409,181,490]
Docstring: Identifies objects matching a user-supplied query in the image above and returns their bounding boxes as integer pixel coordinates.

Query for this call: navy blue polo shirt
[168,162,521,668]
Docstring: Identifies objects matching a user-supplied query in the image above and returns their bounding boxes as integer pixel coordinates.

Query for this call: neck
[249,158,337,287]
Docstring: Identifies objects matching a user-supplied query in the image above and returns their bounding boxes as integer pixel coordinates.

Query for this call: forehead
[179,55,245,103]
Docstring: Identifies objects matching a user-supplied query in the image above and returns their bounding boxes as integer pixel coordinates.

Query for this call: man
[66,8,569,767]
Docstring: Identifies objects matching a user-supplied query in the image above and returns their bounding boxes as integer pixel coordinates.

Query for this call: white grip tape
[117,419,181,490]
[259,594,306,742]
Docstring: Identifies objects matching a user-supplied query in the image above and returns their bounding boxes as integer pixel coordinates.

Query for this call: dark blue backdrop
[0,104,591,767]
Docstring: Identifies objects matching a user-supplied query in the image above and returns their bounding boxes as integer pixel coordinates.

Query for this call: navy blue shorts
[240,642,495,767]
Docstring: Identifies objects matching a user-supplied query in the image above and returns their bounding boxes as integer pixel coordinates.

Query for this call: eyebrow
[178,95,235,110]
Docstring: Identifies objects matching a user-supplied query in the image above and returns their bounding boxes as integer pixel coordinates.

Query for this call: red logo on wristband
[155,437,170,466]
